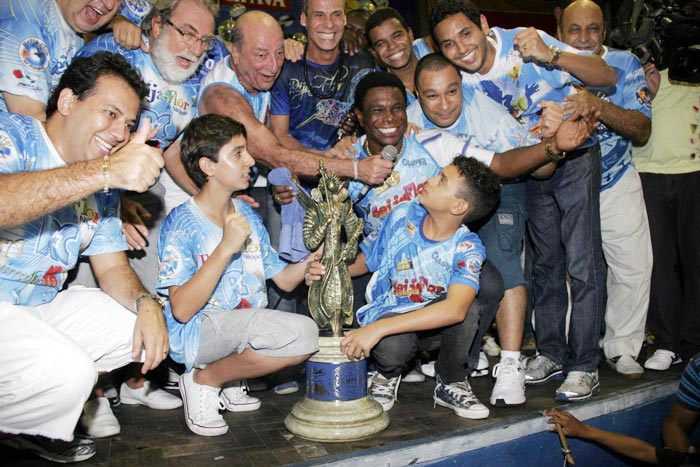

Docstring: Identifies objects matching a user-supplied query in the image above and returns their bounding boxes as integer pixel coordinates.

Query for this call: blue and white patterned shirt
[157,198,286,370]
[0,0,83,111]
[0,113,126,306]
[357,200,485,326]
[595,47,652,191]
[347,130,493,254]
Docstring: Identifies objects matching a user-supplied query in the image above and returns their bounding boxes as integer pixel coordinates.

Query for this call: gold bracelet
[544,138,566,162]
[102,155,110,193]
[548,45,562,67]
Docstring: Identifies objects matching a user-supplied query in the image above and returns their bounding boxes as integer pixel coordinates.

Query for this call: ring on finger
[522,44,528,50]
[304,272,311,282]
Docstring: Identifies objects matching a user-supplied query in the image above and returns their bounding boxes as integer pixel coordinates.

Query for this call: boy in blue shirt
[306,156,501,418]
[157,115,319,437]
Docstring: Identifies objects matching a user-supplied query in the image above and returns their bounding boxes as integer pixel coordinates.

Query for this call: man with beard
[0,0,121,121]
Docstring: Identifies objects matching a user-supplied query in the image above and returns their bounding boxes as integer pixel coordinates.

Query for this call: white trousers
[600,168,653,359]
[0,288,136,440]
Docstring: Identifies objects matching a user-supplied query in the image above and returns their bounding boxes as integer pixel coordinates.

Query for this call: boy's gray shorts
[194,308,319,368]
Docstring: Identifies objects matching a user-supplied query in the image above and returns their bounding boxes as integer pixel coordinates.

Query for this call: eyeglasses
[165,19,215,51]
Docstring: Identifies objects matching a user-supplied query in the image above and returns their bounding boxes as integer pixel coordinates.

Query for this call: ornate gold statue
[294,161,364,336]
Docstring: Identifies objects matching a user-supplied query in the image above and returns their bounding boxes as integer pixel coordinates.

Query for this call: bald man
[559,0,652,378]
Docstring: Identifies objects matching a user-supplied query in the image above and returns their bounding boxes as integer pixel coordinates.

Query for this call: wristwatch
[134,293,166,312]
[544,138,566,162]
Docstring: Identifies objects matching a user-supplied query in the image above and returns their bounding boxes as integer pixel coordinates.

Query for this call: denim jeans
[465,260,504,372]
[526,144,607,372]
[371,299,480,384]
[640,171,700,361]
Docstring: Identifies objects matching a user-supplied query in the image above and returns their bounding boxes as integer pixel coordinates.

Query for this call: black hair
[414,53,459,90]
[430,0,483,48]
[180,114,248,188]
[353,71,407,111]
[45,52,147,119]
[365,7,410,46]
[451,155,500,223]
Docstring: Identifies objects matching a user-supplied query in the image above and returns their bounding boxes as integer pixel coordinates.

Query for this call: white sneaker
[79,397,121,438]
[644,349,682,371]
[470,351,489,377]
[403,363,426,383]
[179,371,228,436]
[607,355,644,378]
[482,335,501,357]
[119,381,183,410]
[420,361,436,378]
[220,380,261,412]
[490,357,526,406]
[556,371,600,402]
[369,374,401,411]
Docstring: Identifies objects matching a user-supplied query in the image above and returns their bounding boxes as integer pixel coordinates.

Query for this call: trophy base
[284,336,389,442]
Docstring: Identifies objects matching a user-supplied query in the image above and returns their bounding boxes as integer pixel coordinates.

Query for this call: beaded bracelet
[102,155,110,193]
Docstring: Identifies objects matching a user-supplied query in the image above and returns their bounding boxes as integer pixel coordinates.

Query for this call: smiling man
[76,0,220,292]
[0,52,167,464]
[431,0,615,403]
[558,0,652,378]
[0,0,120,121]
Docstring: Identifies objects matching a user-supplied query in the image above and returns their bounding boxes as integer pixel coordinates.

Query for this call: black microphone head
[381,145,398,162]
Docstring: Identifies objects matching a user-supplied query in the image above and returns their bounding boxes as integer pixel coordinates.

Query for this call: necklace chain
[302,45,345,100]
[362,138,405,160]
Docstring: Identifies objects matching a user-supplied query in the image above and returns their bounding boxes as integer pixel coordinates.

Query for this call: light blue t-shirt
[461,27,580,136]
[357,200,485,326]
[406,84,537,153]
[157,198,286,370]
[0,0,83,112]
[0,113,126,306]
[595,47,652,191]
[347,130,493,255]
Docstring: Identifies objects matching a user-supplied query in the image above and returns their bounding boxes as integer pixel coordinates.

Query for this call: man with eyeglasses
[68,0,221,437]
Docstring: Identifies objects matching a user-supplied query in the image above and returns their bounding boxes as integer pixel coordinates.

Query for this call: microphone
[355,145,398,202]
[380,144,398,162]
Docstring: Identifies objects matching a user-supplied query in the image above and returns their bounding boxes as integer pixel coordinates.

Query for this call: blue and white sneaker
[433,376,489,419]
[556,371,600,402]
[369,373,401,411]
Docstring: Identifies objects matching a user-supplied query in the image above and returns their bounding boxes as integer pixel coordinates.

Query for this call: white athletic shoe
[490,357,526,406]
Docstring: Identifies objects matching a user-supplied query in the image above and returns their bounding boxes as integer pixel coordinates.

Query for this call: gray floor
[0,349,684,466]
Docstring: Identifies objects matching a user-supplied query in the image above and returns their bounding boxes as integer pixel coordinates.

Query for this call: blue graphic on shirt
[357,200,485,326]
[157,198,286,370]
[0,113,126,306]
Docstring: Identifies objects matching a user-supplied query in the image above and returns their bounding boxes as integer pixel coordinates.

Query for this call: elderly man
[0,52,166,464]
[0,0,120,120]
[199,10,390,185]
[559,0,653,377]
[76,0,222,292]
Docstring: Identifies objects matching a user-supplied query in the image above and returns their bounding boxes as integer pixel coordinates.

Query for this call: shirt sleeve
[675,354,700,412]
[0,19,51,105]
[450,234,485,292]
[441,131,495,167]
[157,213,199,296]
[118,0,153,26]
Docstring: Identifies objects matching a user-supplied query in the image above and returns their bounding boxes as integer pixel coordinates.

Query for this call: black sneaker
[0,434,96,463]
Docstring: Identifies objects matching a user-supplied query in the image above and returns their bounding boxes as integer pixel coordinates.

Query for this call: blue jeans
[526,145,606,372]
[371,299,480,384]
[466,260,504,372]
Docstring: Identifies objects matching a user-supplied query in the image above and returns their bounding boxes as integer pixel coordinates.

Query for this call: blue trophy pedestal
[285,337,389,442]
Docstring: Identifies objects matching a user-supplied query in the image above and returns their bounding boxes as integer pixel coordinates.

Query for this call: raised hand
[109,120,165,192]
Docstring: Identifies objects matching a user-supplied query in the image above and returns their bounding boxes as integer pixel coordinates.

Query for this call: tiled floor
[0,351,683,466]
